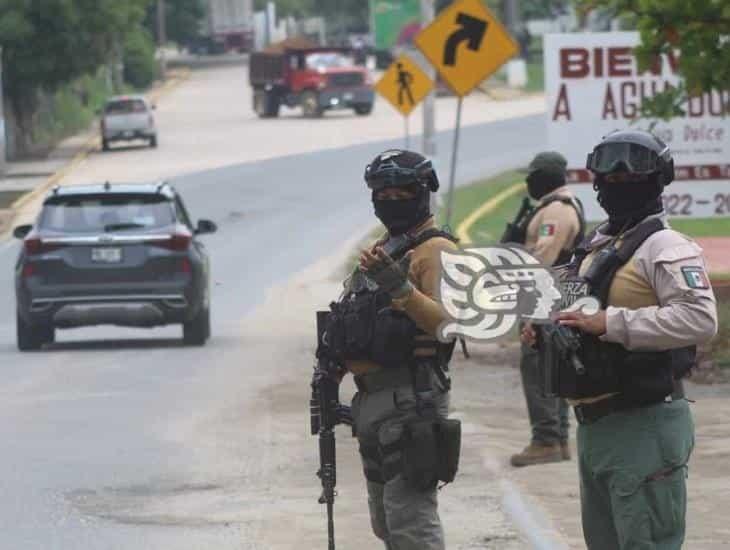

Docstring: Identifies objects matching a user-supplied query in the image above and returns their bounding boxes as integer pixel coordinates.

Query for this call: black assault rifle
[310,311,353,550]
[500,196,533,244]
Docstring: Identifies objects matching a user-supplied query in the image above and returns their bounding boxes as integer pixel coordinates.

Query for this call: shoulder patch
[539,223,556,237]
[681,266,710,289]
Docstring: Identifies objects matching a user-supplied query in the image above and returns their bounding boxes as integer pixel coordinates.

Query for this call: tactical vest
[325,228,458,371]
[507,196,586,265]
[557,217,695,403]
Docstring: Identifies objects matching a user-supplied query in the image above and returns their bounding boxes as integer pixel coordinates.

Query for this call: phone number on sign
[663,193,730,217]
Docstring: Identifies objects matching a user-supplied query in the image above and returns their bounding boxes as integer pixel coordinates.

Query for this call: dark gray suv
[14,182,217,350]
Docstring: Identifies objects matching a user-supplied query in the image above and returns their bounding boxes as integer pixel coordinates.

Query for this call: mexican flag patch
[539,223,556,237]
[681,266,709,289]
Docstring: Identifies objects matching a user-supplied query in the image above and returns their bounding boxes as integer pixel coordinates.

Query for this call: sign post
[414,0,518,227]
[375,54,435,149]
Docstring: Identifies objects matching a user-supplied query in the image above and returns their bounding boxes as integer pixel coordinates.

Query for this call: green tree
[575,0,730,119]
[0,0,151,155]
[147,0,207,46]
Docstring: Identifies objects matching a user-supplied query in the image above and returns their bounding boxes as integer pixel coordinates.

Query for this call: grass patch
[437,170,526,244]
[0,190,26,209]
[667,217,730,237]
[525,58,544,93]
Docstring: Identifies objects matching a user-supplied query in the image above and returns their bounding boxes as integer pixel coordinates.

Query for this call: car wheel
[183,307,210,346]
[17,312,52,351]
[301,91,323,118]
[354,104,373,116]
[149,135,158,148]
[102,139,110,152]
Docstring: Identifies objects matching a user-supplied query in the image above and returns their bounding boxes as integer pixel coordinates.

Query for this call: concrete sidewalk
[451,342,730,549]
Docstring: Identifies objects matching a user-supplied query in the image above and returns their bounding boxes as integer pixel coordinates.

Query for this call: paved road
[0,61,544,548]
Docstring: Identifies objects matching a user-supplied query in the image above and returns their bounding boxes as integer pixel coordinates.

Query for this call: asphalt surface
[0,60,544,549]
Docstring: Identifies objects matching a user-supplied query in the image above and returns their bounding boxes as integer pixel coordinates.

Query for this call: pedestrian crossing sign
[375,54,434,117]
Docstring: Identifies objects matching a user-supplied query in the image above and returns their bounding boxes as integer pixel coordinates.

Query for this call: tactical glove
[363,249,414,299]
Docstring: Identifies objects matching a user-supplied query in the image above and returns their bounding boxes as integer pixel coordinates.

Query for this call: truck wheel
[301,91,323,118]
[183,307,210,346]
[17,312,53,351]
[149,135,158,148]
[254,90,280,118]
[354,104,373,116]
[102,139,110,152]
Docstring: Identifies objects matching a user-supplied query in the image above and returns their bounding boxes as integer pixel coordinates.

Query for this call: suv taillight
[151,233,191,251]
[24,238,63,255]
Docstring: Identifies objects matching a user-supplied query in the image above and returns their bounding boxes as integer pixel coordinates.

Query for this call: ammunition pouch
[540,328,695,402]
[394,417,462,491]
[326,293,431,369]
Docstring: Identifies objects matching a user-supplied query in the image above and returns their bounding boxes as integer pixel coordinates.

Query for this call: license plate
[343,92,354,101]
[91,247,122,263]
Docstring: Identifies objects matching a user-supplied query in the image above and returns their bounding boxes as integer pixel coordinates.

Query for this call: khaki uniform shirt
[346,218,459,376]
[568,214,718,405]
[524,186,582,266]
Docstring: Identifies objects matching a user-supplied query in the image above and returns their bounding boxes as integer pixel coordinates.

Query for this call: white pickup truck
[100,95,158,151]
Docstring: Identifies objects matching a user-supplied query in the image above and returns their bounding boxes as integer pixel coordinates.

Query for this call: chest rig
[324,228,458,373]
[547,217,695,403]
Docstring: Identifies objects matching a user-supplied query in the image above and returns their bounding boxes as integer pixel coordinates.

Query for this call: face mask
[526,171,564,200]
[372,189,430,235]
[596,177,664,231]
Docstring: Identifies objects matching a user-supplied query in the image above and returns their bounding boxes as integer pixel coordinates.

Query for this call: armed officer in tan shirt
[502,152,585,467]
[328,150,459,550]
[525,130,717,549]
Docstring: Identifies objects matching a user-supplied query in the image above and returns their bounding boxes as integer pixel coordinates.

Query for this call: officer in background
[330,150,459,550]
[503,151,585,467]
[526,130,718,548]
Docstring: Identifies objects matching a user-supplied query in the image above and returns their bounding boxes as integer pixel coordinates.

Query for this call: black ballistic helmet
[586,130,675,184]
[364,150,440,192]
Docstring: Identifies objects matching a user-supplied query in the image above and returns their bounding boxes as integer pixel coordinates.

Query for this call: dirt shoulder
[453,343,730,549]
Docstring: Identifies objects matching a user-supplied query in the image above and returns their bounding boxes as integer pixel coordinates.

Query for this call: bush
[123,29,158,89]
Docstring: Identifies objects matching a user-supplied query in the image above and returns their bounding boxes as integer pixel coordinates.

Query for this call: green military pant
[577,398,694,550]
[520,343,570,444]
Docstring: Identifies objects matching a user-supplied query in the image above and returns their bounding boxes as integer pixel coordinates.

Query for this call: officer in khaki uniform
[526,130,718,549]
[506,152,585,467]
[329,150,459,550]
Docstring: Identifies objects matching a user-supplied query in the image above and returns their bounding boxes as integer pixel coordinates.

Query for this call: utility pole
[157,0,167,77]
[420,0,436,157]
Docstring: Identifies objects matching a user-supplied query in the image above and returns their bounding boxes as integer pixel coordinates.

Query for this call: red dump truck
[249,42,375,118]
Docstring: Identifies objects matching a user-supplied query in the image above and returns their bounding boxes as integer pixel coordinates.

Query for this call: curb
[4,68,191,228]
[455,182,525,244]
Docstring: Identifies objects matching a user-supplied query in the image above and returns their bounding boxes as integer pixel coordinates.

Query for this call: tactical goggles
[365,159,439,192]
[586,142,667,175]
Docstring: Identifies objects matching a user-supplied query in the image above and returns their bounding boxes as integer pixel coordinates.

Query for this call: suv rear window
[105,99,147,115]
[40,195,175,233]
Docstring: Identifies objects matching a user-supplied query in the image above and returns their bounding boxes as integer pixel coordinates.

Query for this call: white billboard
[544,32,730,221]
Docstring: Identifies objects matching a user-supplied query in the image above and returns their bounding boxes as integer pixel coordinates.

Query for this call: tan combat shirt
[346,217,458,376]
[524,186,582,266]
[568,214,718,405]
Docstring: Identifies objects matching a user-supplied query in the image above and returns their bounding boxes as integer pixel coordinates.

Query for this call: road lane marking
[456,182,525,244]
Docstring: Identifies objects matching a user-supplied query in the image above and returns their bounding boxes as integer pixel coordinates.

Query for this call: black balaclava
[527,170,565,200]
[372,185,431,235]
[595,174,664,234]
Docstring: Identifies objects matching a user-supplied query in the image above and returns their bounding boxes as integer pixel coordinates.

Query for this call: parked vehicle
[249,44,375,118]
[100,95,157,151]
[14,182,217,350]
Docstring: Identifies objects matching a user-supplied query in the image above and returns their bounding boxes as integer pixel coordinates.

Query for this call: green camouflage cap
[528,151,568,178]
